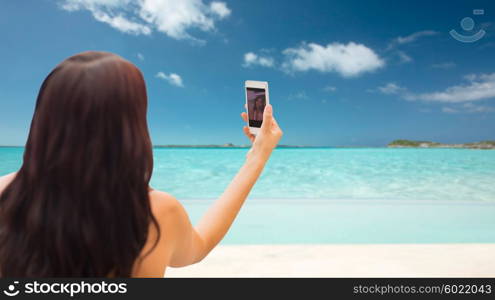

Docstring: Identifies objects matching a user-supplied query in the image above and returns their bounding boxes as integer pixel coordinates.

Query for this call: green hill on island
[388,140,495,149]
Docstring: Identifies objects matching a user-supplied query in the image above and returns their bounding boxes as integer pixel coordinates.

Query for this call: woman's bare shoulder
[133,189,183,277]
[0,172,17,194]
[147,189,192,246]
[148,189,184,221]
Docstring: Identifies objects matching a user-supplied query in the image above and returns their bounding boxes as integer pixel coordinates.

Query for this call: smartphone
[245,80,269,135]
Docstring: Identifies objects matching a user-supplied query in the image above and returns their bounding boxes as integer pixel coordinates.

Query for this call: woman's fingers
[271,116,283,137]
[243,125,250,136]
[260,104,273,133]
[243,126,255,143]
[240,112,248,122]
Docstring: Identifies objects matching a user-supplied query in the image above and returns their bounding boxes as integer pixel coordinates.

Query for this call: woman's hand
[240,104,283,162]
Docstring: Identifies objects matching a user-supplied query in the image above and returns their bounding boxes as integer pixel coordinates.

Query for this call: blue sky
[0,0,494,146]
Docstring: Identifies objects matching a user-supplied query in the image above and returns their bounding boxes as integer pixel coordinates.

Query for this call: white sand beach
[166,244,495,277]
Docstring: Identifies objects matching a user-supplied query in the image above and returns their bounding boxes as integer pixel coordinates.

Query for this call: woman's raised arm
[167,104,282,267]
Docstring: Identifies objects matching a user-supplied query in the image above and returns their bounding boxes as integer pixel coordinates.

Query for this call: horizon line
[0,144,382,148]
[0,140,493,148]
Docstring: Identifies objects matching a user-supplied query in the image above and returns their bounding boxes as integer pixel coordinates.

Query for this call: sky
[0,0,494,147]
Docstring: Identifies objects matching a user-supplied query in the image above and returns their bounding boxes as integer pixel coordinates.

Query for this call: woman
[252,95,265,121]
[0,51,282,277]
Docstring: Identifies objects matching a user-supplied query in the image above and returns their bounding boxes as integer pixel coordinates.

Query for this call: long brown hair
[0,51,159,277]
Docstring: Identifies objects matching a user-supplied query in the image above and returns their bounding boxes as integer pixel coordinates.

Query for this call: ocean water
[149,148,495,202]
[1,147,495,244]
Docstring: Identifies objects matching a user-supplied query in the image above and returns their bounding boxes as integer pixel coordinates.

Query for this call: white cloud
[442,103,495,114]
[376,74,495,103]
[243,52,275,68]
[156,71,184,87]
[374,74,495,113]
[463,103,495,113]
[397,51,412,63]
[288,91,309,100]
[396,30,438,44]
[60,0,231,41]
[137,53,145,61]
[323,86,337,92]
[409,73,495,103]
[282,42,384,77]
[61,0,150,35]
[385,30,438,63]
[387,30,438,49]
[61,0,130,11]
[93,11,151,35]
[377,83,404,94]
[441,106,458,113]
[209,2,231,18]
[463,74,477,81]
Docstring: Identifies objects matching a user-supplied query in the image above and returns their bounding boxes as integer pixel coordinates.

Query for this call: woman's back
[0,173,166,277]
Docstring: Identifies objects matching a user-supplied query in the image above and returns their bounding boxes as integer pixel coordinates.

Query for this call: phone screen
[246,87,266,128]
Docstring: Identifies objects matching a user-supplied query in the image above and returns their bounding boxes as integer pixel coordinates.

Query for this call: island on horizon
[388,140,495,150]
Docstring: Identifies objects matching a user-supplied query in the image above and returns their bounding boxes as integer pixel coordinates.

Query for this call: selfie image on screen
[247,88,266,128]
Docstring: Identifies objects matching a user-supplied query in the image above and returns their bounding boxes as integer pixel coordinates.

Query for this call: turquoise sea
[1,147,495,244]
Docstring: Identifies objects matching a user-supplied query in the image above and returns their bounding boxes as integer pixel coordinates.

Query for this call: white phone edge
[245,80,269,135]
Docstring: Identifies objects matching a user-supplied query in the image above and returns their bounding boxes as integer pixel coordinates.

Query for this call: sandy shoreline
[166,244,495,277]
